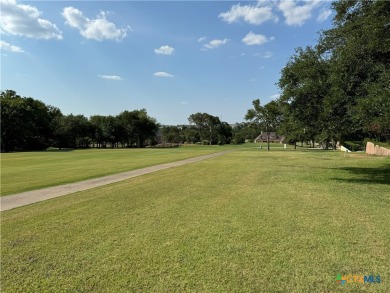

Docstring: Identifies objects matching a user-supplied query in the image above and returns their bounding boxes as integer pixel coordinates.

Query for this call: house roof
[255,132,285,142]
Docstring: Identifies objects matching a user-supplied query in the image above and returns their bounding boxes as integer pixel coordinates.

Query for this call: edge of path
[1,150,234,212]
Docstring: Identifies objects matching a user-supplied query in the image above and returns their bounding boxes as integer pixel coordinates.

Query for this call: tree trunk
[266,126,270,151]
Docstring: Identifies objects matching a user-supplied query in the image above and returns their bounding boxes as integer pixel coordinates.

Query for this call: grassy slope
[1,149,389,292]
[1,145,256,196]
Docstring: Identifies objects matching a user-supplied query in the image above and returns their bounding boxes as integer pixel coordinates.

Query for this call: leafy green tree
[60,114,92,149]
[188,113,225,145]
[245,100,282,151]
[318,0,390,141]
[217,122,232,145]
[119,109,158,148]
[1,90,54,151]
[90,115,107,148]
[183,126,200,144]
[162,126,183,144]
[232,122,263,144]
[277,102,306,149]
[278,46,331,147]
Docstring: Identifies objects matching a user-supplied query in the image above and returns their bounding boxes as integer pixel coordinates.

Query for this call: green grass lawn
[1,149,389,292]
[1,144,258,196]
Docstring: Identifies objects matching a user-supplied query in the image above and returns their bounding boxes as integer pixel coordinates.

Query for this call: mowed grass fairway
[1,149,389,292]
[1,145,249,196]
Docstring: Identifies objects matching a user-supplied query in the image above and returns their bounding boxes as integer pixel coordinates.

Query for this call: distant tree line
[162,113,242,145]
[246,0,389,149]
[1,90,159,152]
[2,91,257,152]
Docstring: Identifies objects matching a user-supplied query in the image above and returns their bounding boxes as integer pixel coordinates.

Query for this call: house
[254,132,285,143]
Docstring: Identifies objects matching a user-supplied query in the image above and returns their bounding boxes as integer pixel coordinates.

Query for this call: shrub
[343,141,363,152]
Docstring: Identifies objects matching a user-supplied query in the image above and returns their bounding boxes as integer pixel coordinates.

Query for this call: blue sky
[1,0,334,125]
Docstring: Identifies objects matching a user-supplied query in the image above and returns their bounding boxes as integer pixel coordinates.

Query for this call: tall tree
[60,114,91,149]
[119,109,158,148]
[319,0,390,141]
[162,126,183,144]
[278,46,331,146]
[188,113,218,145]
[245,100,282,151]
[1,90,54,151]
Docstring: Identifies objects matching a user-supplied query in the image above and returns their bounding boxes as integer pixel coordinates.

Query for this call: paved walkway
[1,150,233,212]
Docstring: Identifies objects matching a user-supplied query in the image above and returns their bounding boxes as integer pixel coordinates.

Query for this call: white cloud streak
[0,41,23,53]
[62,7,130,41]
[278,0,322,26]
[153,72,174,78]
[203,38,229,50]
[220,0,326,27]
[317,9,332,22]
[0,0,62,39]
[98,75,123,80]
[219,2,277,25]
[154,45,174,55]
[242,31,274,46]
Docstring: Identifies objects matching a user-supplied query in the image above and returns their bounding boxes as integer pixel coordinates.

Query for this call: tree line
[246,0,389,149]
[1,90,160,152]
[3,1,387,152]
[1,91,248,152]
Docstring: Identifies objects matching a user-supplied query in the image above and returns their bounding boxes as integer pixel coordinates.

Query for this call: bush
[232,137,245,144]
[343,141,363,152]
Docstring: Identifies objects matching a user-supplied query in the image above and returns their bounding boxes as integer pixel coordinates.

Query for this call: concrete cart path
[1,150,233,212]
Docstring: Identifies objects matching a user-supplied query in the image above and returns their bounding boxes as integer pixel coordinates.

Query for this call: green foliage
[119,109,158,148]
[188,112,232,145]
[1,90,58,152]
[231,122,262,144]
[245,99,282,150]
[0,90,160,151]
[162,125,184,144]
[343,141,363,152]
[278,0,390,144]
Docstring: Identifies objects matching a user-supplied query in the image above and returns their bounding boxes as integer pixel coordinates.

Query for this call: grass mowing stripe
[1,149,389,292]
[1,145,254,196]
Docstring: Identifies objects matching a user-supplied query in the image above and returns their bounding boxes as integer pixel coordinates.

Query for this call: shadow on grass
[331,164,390,185]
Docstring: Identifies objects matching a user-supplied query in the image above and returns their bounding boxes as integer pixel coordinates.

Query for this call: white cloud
[242,31,274,46]
[203,38,229,50]
[62,7,130,41]
[0,0,62,39]
[98,75,123,80]
[269,94,280,100]
[154,45,174,55]
[262,51,273,58]
[153,72,174,78]
[219,2,277,25]
[180,101,189,105]
[197,36,206,42]
[278,0,322,26]
[317,9,332,22]
[0,41,23,53]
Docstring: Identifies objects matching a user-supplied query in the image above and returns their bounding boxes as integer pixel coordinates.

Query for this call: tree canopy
[1,90,159,152]
[276,0,389,146]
